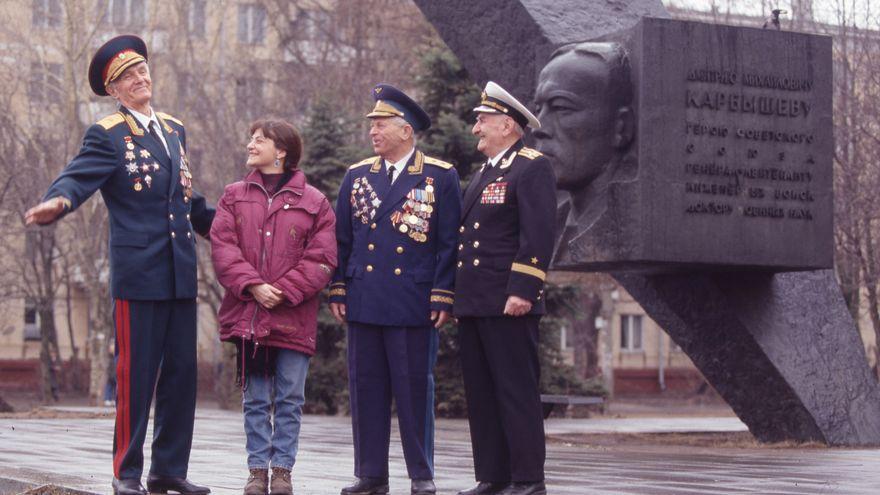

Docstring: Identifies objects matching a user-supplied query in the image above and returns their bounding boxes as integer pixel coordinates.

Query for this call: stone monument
[414,0,880,445]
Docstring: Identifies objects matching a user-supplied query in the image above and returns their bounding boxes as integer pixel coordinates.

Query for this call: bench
[541,394,605,419]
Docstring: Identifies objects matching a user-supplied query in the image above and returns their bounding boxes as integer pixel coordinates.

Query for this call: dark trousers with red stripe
[458,315,545,483]
[113,299,198,480]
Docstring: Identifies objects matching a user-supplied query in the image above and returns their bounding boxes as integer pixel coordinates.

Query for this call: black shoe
[456,482,509,495]
[497,481,546,495]
[340,477,390,495]
[146,474,211,494]
[112,478,147,495]
[412,478,436,495]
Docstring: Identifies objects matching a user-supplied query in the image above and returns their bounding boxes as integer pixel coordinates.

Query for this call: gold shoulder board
[517,147,543,160]
[96,113,125,130]
[350,156,379,169]
[424,156,454,170]
[156,112,183,126]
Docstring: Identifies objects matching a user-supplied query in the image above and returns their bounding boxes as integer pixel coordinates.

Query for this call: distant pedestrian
[210,117,337,495]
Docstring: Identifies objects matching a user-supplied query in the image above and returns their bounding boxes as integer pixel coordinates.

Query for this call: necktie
[387,165,396,184]
[148,121,167,156]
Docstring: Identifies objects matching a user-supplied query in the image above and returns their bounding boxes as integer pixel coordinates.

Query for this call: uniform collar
[488,145,513,167]
[384,147,415,174]
[127,106,160,132]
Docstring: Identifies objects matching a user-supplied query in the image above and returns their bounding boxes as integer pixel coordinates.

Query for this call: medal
[133,180,143,192]
[144,175,152,188]
[126,163,138,174]
[399,224,409,233]
[425,184,434,193]
[154,163,161,172]
[141,164,150,173]
[126,142,134,150]
[140,149,151,158]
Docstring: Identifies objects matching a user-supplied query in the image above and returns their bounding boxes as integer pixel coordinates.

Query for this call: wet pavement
[0,408,878,494]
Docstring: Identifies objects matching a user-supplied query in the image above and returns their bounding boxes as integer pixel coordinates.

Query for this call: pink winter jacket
[210,169,337,356]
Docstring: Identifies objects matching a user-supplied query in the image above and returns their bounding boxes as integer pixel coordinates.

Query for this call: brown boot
[243,468,268,495]
[270,467,292,495]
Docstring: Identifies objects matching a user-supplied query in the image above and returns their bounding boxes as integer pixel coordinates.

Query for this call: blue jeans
[242,348,310,470]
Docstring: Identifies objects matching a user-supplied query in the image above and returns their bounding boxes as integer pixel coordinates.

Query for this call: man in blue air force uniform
[330,84,462,495]
[454,82,557,495]
[25,35,213,495]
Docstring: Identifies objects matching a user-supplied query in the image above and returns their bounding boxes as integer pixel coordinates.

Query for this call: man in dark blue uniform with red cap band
[25,35,213,495]
[330,84,461,495]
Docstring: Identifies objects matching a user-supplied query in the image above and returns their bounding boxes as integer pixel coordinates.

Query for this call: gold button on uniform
[370,222,377,229]
[473,259,480,266]
[169,213,174,221]
[394,268,402,275]
[457,261,462,268]
[473,222,480,229]
[473,241,480,248]
[368,243,375,251]
[366,265,374,272]
[266,231,271,237]
[458,244,463,251]
[187,232,192,239]
[171,232,176,239]
[459,226,465,233]
[186,213,191,221]
[396,246,404,254]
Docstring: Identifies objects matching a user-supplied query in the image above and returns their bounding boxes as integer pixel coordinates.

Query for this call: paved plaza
[1,408,879,494]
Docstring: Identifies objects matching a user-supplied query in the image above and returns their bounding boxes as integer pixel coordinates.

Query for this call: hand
[25,197,68,226]
[503,295,533,317]
[330,302,346,323]
[249,283,284,309]
[431,310,452,328]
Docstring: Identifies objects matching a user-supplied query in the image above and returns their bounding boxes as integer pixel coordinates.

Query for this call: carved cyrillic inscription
[683,67,817,222]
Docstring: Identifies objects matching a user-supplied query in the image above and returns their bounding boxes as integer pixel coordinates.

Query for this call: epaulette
[156,112,183,126]
[424,156,454,170]
[517,147,543,160]
[96,113,125,130]
[350,157,379,169]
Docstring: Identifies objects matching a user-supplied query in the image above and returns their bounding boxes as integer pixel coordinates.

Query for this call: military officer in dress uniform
[24,35,213,495]
[454,82,557,495]
[330,84,461,495]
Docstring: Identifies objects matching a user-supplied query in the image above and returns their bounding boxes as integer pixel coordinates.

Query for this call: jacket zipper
[246,181,297,344]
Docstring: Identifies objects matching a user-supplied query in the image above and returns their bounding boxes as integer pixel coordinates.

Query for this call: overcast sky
[663,0,876,27]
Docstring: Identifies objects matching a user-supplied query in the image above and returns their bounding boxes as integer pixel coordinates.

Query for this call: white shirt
[384,147,415,184]
[128,106,170,156]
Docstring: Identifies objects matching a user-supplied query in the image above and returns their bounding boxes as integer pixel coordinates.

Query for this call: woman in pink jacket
[210,118,337,495]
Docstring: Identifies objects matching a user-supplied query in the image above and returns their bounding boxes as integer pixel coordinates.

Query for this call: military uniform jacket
[454,140,556,317]
[43,106,214,300]
[330,150,461,327]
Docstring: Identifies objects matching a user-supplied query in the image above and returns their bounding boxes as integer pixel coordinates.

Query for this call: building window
[32,0,62,27]
[29,62,63,107]
[187,0,206,38]
[238,4,266,45]
[620,314,643,352]
[24,298,40,341]
[101,0,146,27]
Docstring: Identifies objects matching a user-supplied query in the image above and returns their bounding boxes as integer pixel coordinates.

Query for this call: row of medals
[124,136,158,191]
[391,178,435,243]
[351,177,381,223]
[179,142,194,199]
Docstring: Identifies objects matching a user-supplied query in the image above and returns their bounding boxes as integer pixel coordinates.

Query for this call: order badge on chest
[123,135,160,192]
